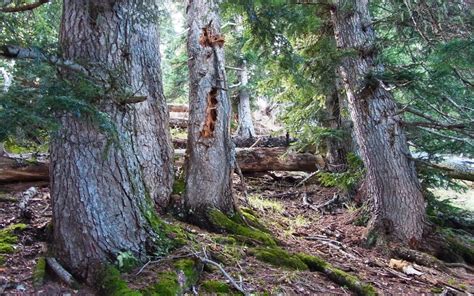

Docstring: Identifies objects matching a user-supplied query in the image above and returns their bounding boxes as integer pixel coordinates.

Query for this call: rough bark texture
[51,0,173,282]
[236,60,256,139]
[330,0,426,243]
[184,0,235,224]
[324,87,348,172]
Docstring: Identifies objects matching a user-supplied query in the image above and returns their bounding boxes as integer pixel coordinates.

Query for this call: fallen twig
[296,171,319,187]
[189,246,249,295]
[313,193,340,213]
[305,235,358,260]
[301,190,317,210]
[135,254,193,276]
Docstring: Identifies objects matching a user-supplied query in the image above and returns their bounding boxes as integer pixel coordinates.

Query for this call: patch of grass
[248,194,284,214]
[172,176,186,195]
[170,128,187,139]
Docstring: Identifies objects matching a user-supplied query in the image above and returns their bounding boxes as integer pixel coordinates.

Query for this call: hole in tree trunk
[200,87,218,138]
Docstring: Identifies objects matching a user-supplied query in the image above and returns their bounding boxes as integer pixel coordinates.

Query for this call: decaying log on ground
[0,156,49,183]
[174,147,323,172]
[172,135,296,149]
[0,148,321,183]
[168,104,189,113]
[169,118,188,129]
[236,147,322,172]
[1,149,473,183]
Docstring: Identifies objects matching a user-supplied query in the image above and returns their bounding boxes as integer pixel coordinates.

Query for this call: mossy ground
[0,223,27,265]
[200,280,235,294]
[250,247,376,296]
[32,257,46,287]
[100,266,142,296]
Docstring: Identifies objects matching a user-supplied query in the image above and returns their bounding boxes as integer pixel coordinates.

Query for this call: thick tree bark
[324,87,348,172]
[51,0,173,282]
[184,0,235,224]
[330,0,426,243]
[236,60,256,139]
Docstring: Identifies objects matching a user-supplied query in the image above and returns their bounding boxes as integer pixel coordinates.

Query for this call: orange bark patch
[199,26,225,48]
[200,88,218,138]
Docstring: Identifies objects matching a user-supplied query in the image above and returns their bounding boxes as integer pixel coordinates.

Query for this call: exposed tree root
[45,257,79,288]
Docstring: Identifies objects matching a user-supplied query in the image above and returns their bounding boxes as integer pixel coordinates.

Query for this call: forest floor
[0,174,473,295]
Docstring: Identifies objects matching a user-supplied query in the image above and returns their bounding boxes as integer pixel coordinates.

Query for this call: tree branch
[1,45,88,75]
[0,0,49,13]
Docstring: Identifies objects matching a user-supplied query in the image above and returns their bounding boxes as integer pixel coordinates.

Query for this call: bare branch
[189,246,249,296]
[0,0,49,13]
[1,45,88,75]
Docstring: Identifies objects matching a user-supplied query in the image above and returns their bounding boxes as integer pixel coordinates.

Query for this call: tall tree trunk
[324,86,348,172]
[330,0,426,243]
[236,60,256,139]
[184,0,235,226]
[51,0,174,282]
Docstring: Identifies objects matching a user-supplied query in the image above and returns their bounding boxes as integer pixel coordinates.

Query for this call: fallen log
[172,135,296,149]
[1,149,473,183]
[0,148,322,183]
[0,156,49,183]
[169,118,188,129]
[173,148,322,172]
[168,104,189,113]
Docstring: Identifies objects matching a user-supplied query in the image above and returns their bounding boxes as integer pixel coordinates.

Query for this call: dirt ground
[0,173,473,295]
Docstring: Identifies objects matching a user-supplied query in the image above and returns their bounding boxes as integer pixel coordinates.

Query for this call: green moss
[33,257,46,287]
[296,253,328,271]
[445,234,474,264]
[240,207,271,233]
[431,287,443,293]
[297,253,377,296]
[142,195,187,255]
[143,271,180,296]
[201,280,232,293]
[208,209,276,246]
[172,177,186,195]
[0,255,5,266]
[252,248,375,296]
[214,236,237,245]
[100,266,142,296]
[116,251,139,272]
[173,258,200,287]
[252,247,308,270]
[0,223,27,255]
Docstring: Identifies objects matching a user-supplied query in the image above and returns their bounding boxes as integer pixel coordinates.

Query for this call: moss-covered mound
[208,209,276,246]
[252,247,307,270]
[100,266,142,296]
[100,258,201,296]
[33,257,46,287]
[0,223,27,265]
[200,280,241,294]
